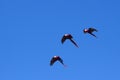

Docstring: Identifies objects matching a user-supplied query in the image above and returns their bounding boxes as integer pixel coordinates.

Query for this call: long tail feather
[90,33,97,38]
[70,39,79,48]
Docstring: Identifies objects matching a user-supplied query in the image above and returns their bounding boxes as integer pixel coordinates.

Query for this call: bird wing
[50,57,57,66]
[89,28,98,32]
[61,35,66,44]
[70,39,79,48]
[58,57,64,65]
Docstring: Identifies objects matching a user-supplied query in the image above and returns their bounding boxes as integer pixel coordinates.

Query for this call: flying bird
[61,34,79,47]
[50,56,66,67]
[83,27,98,38]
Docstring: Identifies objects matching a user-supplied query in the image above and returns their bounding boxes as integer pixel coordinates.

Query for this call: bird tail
[90,33,97,38]
[63,64,67,68]
[70,39,79,48]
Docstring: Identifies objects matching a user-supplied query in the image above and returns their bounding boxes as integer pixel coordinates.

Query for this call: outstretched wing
[61,35,66,44]
[70,39,79,48]
[58,57,64,65]
[89,28,98,32]
[50,57,57,66]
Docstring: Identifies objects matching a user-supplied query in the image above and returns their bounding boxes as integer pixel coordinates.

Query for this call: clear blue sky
[0,0,120,80]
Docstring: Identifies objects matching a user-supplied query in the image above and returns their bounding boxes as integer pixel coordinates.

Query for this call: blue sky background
[0,0,120,80]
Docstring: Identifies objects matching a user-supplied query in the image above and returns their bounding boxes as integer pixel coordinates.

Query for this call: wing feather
[58,57,64,65]
[61,36,66,44]
[89,28,98,32]
[50,57,57,66]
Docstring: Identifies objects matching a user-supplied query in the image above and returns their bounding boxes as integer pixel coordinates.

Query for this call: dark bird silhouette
[50,56,66,67]
[83,27,98,38]
[61,34,79,47]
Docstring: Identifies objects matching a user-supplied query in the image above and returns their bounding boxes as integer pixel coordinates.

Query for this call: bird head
[53,56,59,58]
[64,34,70,36]
[83,29,88,33]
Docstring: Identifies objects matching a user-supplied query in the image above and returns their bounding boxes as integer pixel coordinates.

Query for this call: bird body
[50,56,65,66]
[61,34,79,47]
[83,28,98,38]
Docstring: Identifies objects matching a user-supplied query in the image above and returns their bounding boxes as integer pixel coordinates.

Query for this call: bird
[50,56,66,67]
[61,34,79,48]
[83,27,98,38]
